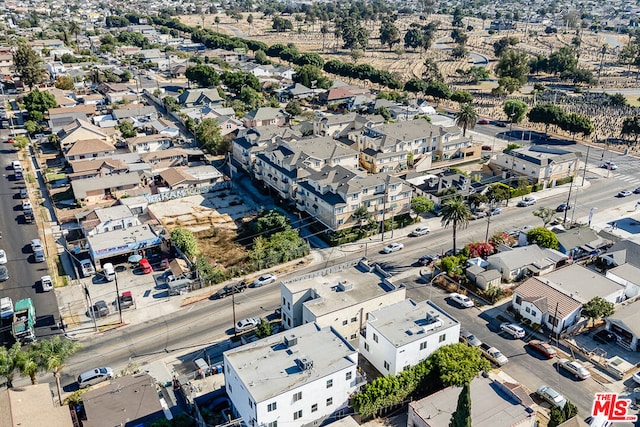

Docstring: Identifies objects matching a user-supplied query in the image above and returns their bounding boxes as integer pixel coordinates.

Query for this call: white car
[382,243,404,253]
[602,161,618,170]
[633,372,640,385]
[253,274,277,287]
[557,358,590,380]
[30,238,43,252]
[500,322,525,339]
[0,249,6,265]
[536,385,567,408]
[41,275,53,292]
[235,317,260,333]
[409,226,430,237]
[0,297,13,319]
[449,292,474,308]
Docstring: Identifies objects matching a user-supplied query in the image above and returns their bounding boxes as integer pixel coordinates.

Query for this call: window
[249,399,253,408]
[351,316,357,323]
[282,297,286,306]
[229,384,232,392]
[350,333,357,340]
[439,334,446,343]
[383,361,390,371]
[525,307,530,313]
[531,310,537,316]
[515,296,522,305]
[373,333,378,343]
[268,422,278,427]
[346,371,352,380]
[342,320,348,326]
[420,342,427,350]
[268,402,277,412]
[311,404,318,413]
[293,391,302,402]
[326,379,333,388]
[294,410,303,420]
[326,397,333,406]
[364,343,369,352]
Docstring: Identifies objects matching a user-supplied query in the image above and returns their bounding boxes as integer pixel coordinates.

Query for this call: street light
[485,199,497,242]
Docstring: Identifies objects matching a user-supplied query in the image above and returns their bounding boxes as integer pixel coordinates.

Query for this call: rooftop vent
[337,280,353,292]
[423,313,443,332]
[296,357,314,371]
[284,334,298,348]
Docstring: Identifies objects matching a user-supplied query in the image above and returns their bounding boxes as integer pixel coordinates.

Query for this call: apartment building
[489,146,579,185]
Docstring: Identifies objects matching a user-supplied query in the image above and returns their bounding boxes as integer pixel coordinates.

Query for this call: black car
[90,300,109,318]
[593,330,616,344]
[215,281,247,299]
[495,121,508,128]
[418,255,437,266]
[556,203,571,212]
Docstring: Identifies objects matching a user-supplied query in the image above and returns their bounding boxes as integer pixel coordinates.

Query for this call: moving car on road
[409,226,430,237]
[527,340,557,359]
[235,317,260,333]
[253,274,277,287]
[215,282,247,298]
[449,292,474,308]
[500,323,525,339]
[517,197,537,207]
[556,203,571,212]
[602,161,617,170]
[382,243,404,253]
[418,255,437,266]
[617,190,632,197]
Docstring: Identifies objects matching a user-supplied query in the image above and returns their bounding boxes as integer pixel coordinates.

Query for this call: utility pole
[581,145,590,186]
[114,272,124,324]
[232,292,237,338]
[84,285,98,332]
[485,199,496,241]
[380,175,390,241]
[563,167,575,226]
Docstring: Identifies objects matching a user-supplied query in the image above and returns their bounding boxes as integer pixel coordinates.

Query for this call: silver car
[536,385,567,408]
[235,317,260,333]
[558,358,590,380]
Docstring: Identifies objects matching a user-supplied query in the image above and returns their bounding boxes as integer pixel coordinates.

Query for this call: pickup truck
[215,281,247,299]
[119,291,134,309]
[479,343,508,366]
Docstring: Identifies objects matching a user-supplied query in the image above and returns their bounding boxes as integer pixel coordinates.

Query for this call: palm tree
[0,343,22,388]
[37,336,81,405]
[68,21,81,51]
[440,195,471,256]
[214,16,221,33]
[455,103,478,137]
[17,348,41,385]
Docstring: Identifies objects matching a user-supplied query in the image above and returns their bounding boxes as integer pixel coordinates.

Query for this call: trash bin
[215,365,223,374]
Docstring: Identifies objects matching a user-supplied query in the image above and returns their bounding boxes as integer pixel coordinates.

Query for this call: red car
[477,119,490,125]
[139,259,153,274]
[528,339,557,359]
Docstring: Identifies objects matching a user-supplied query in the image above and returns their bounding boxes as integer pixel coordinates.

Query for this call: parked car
[557,358,590,380]
[481,145,492,151]
[602,161,618,170]
[617,190,632,197]
[90,300,109,318]
[634,188,640,194]
[632,372,640,385]
[500,323,525,339]
[235,317,260,333]
[470,211,487,220]
[488,207,502,216]
[517,197,537,207]
[30,238,43,252]
[593,329,616,344]
[0,249,6,265]
[0,297,13,319]
[536,385,567,408]
[527,340,557,359]
[139,258,153,274]
[215,282,247,299]
[382,243,404,253]
[41,275,53,292]
[253,274,277,287]
[460,329,482,346]
[418,255,437,266]
[19,188,28,198]
[556,203,571,212]
[34,250,45,263]
[0,266,8,282]
[78,367,114,389]
[449,292,474,308]
[409,226,430,237]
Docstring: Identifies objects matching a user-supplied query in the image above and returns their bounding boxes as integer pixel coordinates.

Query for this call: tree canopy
[171,227,199,258]
[526,227,559,250]
[185,64,220,87]
[581,297,615,326]
[195,118,224,153]
[13,43,45,88]
[411,196,435,218]
[22,88,56,113]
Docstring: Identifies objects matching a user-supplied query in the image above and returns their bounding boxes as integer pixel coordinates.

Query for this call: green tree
[427,343,490,387]
[411,196,435,218]
[533,207,556,226]
[36,336,80,405]
[54,75,75,90]
[285,100,302,116]
[581,297,615,327]
[272,16,293,31]
[380,19,400,51]
[350,49,364,64]
[503,99,528,124]
[0,343,22,388]
[450,90,473,104]
[13,135,30,150]
[424,81,451,106]
[24,120,37,134]
[13,43,45,88]
[118,120,137,138]
[68,21,81,48]
[449,383,472,427]
[195,118,224,153]
[22,87,57,113]
[256,210,290,236]
[255,318,273,338]
[622,115,640,143]
[486,183,511,204]
[548,46,578,75]
[293,64,330,89]
[185,64,219,87]
[528,104,566,135]
[495,49,529,88]
[16,347,40,384]
[422,57,443,82]
[170,227,199,258]
[455,103,478,137]
[493,36,519,57]
[456,66,490,84]
[254,50,269,65]
[549,401,578,427]
[404,28,423,51]
[526,227,559,250]
[441,196,471,256]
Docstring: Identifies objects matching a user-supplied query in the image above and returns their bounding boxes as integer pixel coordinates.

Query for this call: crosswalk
[616,174,640,187]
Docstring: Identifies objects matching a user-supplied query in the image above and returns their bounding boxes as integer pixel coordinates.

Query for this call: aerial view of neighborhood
[3,0,640,426]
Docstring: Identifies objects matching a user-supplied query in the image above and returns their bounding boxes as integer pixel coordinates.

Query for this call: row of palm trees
[0,336,80,406]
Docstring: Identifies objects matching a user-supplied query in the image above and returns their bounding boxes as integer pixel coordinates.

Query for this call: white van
[11,161,21,171]
[102,263,115,282]
[80,259,95,277]
[34,250,45,263]
[77,367,114,388]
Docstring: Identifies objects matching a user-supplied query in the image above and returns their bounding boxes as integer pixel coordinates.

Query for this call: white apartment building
[360,299,460,376]
[281,258,406,343]
[223,323,359,427]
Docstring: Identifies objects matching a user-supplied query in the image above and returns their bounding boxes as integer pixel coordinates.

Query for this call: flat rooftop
[284,261,401,318]
[367,299,459,346]
[224,323,357,403]
[544,264,625,303]
[87,224,158,254]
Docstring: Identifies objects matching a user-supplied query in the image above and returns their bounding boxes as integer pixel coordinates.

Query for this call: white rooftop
[87,224,157,254]
[94,205,133,223]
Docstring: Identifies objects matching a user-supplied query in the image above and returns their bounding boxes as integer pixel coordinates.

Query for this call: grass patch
[625,95,640,107]
[52,188,74,202]
[195,227,248,270]
[46,172,66,182]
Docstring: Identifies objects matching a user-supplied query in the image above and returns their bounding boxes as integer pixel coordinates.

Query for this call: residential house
[360,299,460,376]
[554,227,611,258]
[169,64,187,78]
[319,87,356,106]
[465,264,502,290]
[296,167,412,231]
[223,322,359,427]
[606,263,640,299]
[96,82,136,104]
[138,48,165,64]
[254,136,359,201]
[57,119,110,150]
[0,383,74,427]
[604,300,640,351]
[313,113,384,138]
[486,245,569,282]
[69,157,129,181]
[127,134,172,153]
[112,105,158,123]
[147,117,180,138]
[77,93,106,105]
[64,138,115,162]
[244,63,277,77]
[511,277,583,334]
[157,165,225,191]
[0,53,13,69]
[273,64,296,80]
[71,172,142,203]
[543,264,626,305]
[140,148,188,170]
[232,125,301,173]
[281,258,406,342]
[242,107,286,128]
[600,236,640,268]
[44,87,77,107]
[80,205,140,236]
[489,146,579,185]
[407,372,536,427]
[177,88,223,108]
[281,82,315,100]
[80,374,166,427]
[48,105,97,132]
